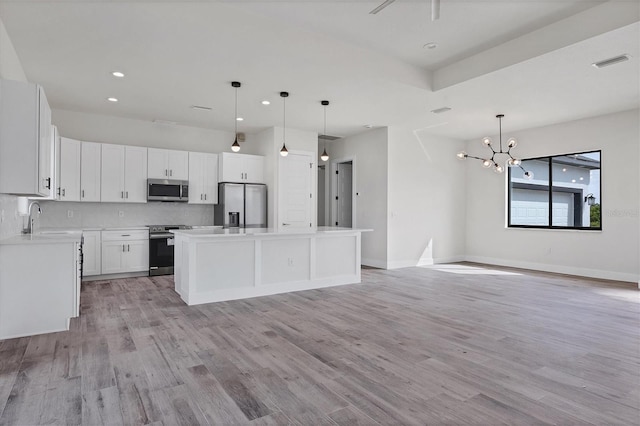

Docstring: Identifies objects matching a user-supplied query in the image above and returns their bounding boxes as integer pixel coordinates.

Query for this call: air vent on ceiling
[191,105,212,111]
[431,107,452,114]
[319,134,341,141]
[592,54,630,69]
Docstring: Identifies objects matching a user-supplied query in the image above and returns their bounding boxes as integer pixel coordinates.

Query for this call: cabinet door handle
[200,194,203,200]
[121,234,131,237]
[126,191,129,199]
[204,193,207,201]
[165,169,168,176]
[57,187,61,196]
[45,177,51,189]
[82,189,85,198]
[282,223,291,226]
[62,188,66,197]
[127,244,130,252]
[122,244,125,252]
[121,191,124,198]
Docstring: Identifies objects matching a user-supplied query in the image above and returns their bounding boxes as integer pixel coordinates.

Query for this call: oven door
[149,233,175,276]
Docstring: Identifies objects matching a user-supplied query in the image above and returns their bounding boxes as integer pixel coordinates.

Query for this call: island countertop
[170,226,371,239]
[172,227,370,305]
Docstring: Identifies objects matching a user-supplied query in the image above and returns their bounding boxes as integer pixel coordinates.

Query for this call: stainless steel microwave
[147,179,189,202]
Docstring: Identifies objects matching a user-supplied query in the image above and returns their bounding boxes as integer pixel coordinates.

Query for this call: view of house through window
[508,151,601,230]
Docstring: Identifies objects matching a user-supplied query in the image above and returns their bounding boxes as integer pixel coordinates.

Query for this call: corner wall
[387,126,467,268]
[464,109,639,282]
[325,127,388,268]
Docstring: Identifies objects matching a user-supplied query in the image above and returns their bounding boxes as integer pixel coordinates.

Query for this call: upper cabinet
[58,137,81,201]
[219,152,264,184]
[101,144,147,203]
[148,148,189,180]
[0,79,53,197]
[80,141,101,202]
[188,152,218,204]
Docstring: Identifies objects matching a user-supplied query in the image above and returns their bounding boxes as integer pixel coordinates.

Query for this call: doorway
[318,165,326,226]
[331,159,355,228]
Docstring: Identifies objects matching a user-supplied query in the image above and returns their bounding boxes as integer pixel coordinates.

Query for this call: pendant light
[320,100,329,162]
[231,81,241,152]
[280,91,289,157]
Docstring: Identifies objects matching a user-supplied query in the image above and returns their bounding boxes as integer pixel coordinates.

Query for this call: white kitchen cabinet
[82,230,101,276]
[0,79,53,196]
[58,137,81,201]
[219,152,264,184]
[100,144,148,203]
[101,230,149,274]
[189,152,218,204]
[148,148,189,180]
[81,141,101,202]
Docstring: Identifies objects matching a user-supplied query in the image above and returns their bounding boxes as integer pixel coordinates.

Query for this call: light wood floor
[0,264,638,425]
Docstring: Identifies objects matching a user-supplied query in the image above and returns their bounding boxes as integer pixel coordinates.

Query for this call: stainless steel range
[148,225,191,276]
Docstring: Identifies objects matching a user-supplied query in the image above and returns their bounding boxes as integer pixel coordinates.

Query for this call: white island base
[172,227,369,305]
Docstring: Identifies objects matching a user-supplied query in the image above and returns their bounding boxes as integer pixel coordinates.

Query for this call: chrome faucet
[22,201,41,234]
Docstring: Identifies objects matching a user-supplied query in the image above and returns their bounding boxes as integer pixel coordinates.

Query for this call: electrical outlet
[67,210,73,218]
[118,211,125,218]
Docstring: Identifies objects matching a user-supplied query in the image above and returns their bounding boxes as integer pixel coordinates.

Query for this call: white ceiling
[0,0,638,141]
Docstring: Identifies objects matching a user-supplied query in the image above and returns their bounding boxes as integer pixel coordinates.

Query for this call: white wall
[326,127,388,268]
[0,16,28,239]
[387,126,467,268]
[465,109,639,282]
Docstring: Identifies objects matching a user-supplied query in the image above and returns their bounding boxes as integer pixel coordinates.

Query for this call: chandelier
[457,114,533,179]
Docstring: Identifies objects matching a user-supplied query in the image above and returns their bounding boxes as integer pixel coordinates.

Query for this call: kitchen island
[171,227,370,305]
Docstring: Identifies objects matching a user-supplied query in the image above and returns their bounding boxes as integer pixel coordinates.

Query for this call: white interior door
[337,162,353,227]
[279,152,313,230]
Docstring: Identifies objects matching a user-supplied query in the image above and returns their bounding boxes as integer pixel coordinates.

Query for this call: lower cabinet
[82,230,101,276]
[101,230,149,274]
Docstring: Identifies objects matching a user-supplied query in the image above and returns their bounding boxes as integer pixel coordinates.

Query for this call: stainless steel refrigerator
[214,183,267,228]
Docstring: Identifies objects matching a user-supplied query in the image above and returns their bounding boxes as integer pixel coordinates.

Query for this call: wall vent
[592,54,630,69]
[319,134,341,141]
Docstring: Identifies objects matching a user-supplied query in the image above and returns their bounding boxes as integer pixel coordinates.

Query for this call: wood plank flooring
[0,263,638,425]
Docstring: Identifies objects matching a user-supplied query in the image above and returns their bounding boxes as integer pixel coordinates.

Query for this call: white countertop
[171,226,371,239]
[0,230,83,245]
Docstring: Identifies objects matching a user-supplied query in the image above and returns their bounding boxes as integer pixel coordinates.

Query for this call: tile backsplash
[38,201,214,229]
[0,194,24,238]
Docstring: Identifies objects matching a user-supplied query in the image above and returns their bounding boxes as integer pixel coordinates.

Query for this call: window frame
[507,149,602,231]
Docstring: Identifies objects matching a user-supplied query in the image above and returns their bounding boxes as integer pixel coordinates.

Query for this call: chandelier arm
[466,155,485,160]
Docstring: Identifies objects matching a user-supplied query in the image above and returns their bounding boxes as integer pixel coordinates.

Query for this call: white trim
[464,255,638,283]
[361,257,387,269]
[82,271,148,281]
[330,155,357,227]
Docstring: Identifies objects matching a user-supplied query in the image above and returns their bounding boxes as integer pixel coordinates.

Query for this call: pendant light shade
[231,81,241,152]
[280,91,289,157]
[320,100,330,162]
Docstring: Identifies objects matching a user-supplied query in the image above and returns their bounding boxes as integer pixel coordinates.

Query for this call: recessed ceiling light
[191,105,212,111]
[107,97,118,102]
[111,71,125,78]
[261,100,270,105]
[236,117,244,121]
[364,124,373,129]
[423,42,438,50]
[431,107,451,114]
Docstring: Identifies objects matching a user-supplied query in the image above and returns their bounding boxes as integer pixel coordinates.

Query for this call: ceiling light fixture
[280,92,289,157]
[320,100,330,162]
[231,81,241,152]
[236,117,244,121]
[457,114,532,178]
[107,97,118,102]
[111,71,125,78]
[261,100,270,105]
[423,42,438,50]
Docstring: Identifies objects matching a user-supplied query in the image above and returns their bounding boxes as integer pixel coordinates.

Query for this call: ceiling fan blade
[431,0,440,21]
[369,0,397,15]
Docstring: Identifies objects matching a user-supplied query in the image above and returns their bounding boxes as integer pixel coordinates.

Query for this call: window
[508,151,601,230]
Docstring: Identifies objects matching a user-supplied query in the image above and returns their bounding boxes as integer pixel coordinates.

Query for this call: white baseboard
[432,255,465,264]
[361,258,387,269]
[464,255,638,283]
